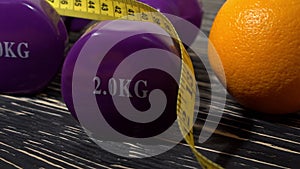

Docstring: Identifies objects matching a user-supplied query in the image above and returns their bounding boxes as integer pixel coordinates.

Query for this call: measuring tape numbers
[46,0,223,168]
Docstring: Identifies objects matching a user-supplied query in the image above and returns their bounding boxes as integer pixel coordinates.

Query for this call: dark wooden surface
[0,0,299,168]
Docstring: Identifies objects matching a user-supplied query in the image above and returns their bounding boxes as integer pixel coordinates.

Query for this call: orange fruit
[208,0,300,114]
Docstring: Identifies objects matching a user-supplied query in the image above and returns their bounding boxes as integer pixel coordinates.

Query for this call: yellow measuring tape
[46,0,223,168]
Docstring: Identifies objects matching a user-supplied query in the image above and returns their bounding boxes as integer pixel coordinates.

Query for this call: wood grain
[0,0,299,168]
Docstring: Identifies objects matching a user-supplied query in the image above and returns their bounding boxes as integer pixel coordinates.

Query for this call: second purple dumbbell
[0,0,68,94]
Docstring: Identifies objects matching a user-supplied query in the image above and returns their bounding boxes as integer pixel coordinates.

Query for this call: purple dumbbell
[63,17,93,32]
[139,0,204,45]
[62,20,182,140]
[63,0,204,35]
[0,0,68,94]
[139,0,203,28]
